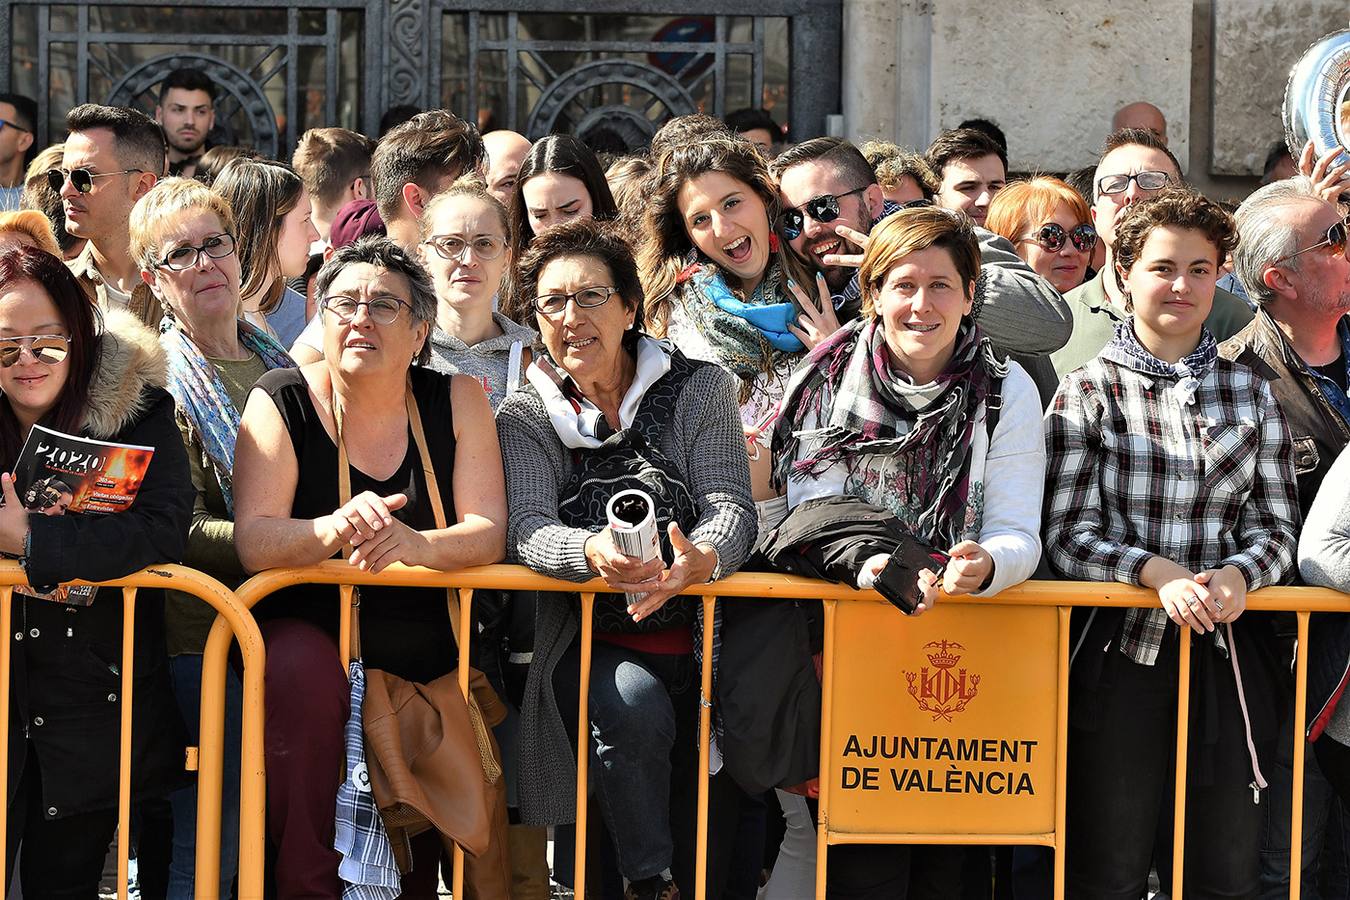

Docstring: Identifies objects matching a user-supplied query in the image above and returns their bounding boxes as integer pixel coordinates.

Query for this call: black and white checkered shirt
[1044,324,1300,665]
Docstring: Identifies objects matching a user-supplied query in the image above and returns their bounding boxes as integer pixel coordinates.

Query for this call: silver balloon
[1284,26,1350,164]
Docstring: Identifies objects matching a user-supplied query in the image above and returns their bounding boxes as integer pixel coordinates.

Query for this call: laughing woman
[1044,189,1299,898]
[638,138,826,525]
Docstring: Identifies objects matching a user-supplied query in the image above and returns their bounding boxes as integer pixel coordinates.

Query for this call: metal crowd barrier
[191,562,1350,900]
[0,561,266,900]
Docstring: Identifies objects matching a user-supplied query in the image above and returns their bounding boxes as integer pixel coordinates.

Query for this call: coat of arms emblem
[905,639,980,721]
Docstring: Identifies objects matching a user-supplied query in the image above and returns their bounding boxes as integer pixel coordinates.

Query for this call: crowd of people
[0,62,1345,900]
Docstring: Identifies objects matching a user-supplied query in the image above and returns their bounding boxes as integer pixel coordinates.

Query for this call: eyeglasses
[1273,218,1349,265]
[1020,222,1097,254]
[157,233,236,271]
[321,295,412,326]
[534,286,618,316]
[1096,170,1171,196]
[0,334,70,367]
[47,167,146,194]
[0,118,30,134]
[779,186,869,240]
[422,234,506,262]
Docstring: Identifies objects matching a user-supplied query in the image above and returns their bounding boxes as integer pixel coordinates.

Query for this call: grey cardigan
[495,358,756,825]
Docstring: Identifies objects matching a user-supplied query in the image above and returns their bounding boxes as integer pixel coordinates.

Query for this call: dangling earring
[768,232,780,253]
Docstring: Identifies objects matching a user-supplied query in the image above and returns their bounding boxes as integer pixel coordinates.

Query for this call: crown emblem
[905,638,980,722]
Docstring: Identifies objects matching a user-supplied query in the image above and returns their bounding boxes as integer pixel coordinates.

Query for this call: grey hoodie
[426,312,538,410]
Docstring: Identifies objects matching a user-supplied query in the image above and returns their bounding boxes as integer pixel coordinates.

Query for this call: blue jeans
[167,653,242,900]
[586,641,695,882]
[1260,722,1350,899]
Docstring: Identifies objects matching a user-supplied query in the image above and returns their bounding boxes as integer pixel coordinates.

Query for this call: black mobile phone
[874,541,950,615]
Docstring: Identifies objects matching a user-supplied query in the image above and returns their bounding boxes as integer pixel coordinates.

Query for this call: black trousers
[1066,637,1262,900]
[802,798,966,900]
[4,741,120,899]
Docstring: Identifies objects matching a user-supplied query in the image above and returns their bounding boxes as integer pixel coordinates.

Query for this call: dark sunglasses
[779,185,869,240]
[0,334,69,367]
[47,167,145,194]
[0,118,29,134]
[1021,222,1097,254]
[1274,218,1349,265]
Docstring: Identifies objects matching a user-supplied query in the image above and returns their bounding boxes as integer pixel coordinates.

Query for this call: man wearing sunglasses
[60,104,165,328]
[0,93,35,212]
[1218,175,1350,897]
[772,137,1071,395]
[1051,127,1252,378]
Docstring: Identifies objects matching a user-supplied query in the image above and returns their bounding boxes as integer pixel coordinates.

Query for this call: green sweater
[1050,270,1254,380]
[165,352,270,656]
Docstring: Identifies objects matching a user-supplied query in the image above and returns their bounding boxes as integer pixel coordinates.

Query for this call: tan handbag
[335,380,511,897]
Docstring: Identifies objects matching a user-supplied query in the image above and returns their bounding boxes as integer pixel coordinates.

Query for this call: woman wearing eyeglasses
[419,179,536,410]
[128,177,296,898]
[211,159,320,347]
[638,137,822,529]
[0,246,194,895]
[497,218,755,900]
[1044,189,1298,896]
[985,177,1096,295]
[233,237,507,898]
[500,135,619,323]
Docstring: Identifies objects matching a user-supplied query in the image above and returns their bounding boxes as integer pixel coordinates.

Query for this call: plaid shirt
[1044,324,1300,665]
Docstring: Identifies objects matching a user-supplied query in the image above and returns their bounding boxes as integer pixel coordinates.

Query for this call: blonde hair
[129,177,237,272]
[420,174,510,240]
[0,210,59,257]
[984,177,1090,247]
[858,207,981,318]
[211,158,303,311]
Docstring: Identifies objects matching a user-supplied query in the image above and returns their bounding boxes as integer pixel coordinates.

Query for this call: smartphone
[874,542,950,615]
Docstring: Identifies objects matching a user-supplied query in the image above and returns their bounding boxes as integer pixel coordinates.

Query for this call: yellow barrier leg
[695,597,716,900]
[0,588,12,882]
[1292,612,1311,900]
[452,589,474,900]
[1054,607,1071,900]
[815,601,837,900]
[118,588,138,900]
[575,593,595,900]
[1172,630,1192,900]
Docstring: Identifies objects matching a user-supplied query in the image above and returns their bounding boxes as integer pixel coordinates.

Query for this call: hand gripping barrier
[196,562,1344,900]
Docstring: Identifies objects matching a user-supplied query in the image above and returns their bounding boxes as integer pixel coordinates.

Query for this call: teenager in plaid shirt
[1044,189,1300,897]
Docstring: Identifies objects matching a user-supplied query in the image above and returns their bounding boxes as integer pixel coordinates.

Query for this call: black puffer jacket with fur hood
[10,308,194,819]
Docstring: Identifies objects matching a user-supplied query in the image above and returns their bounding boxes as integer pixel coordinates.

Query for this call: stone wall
[840,0,1350,200]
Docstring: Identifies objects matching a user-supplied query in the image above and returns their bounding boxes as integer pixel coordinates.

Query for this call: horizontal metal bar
[474,39,758,53]
[228,561,1350,613]
[433,0,819,12]
[826,832,1059,846]
[9,0,372,7]
[41,31,335,45]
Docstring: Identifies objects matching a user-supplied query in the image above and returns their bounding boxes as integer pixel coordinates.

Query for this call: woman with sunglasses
[497,218,755,900]
[501,135,618,322]
[420,178,536,410]
[1044,189,1299,896]
[768,206,1045,898]
[985,176,1096,295]
[638,137,821,527]
[211,159,320,347]
[129,177,296,898]
[233,237,507,897]
[0,246,193,895]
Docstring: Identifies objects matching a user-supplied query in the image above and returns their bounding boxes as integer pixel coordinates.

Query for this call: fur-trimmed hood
[82,308,168,438]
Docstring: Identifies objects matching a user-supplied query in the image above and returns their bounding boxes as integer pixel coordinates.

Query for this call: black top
[1314,353,1349,393]
[253,366,460,682]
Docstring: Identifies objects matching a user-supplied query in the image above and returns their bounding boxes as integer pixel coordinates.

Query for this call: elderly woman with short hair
[130,176,296,898]
[496,218,755,900]
[233,237,507,897]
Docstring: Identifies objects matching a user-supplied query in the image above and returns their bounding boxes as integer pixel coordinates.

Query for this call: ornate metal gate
[0,0,839,156]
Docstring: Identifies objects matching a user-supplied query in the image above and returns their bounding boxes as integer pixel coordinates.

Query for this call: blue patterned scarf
[161,318,296,515]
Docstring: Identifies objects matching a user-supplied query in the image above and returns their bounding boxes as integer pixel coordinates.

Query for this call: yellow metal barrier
[0,561,265,900]
[201,562,1348,900]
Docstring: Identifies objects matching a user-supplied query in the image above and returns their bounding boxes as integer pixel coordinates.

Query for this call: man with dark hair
[368,108,484,250]
[378,104,421,138]
[1051,127,1251,376]
[1262,142,1297,186]
[925,127,1007,227]
[23,145,84,259]
[724,107,783,155]
[154,67,216,178]
[772,136,1070,393]
[957,117,1007,157]
[0,92,36,210]
[60,103,164,325]
[291,126,375,243]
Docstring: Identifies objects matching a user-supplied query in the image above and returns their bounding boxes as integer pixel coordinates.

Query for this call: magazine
[8,424,154,605]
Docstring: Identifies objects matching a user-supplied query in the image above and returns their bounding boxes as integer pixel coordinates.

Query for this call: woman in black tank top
[233,240,507,897]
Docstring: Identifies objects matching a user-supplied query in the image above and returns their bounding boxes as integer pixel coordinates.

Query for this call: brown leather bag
[337,383,511,898]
